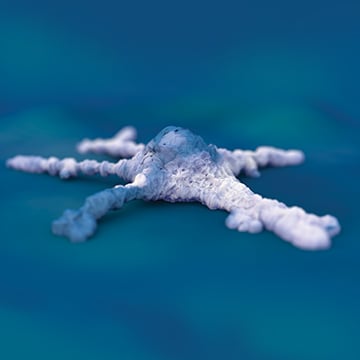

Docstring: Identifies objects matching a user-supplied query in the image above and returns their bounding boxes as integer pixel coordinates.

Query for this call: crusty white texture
[7,126,340,249]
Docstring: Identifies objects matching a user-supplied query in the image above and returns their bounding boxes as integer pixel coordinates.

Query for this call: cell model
[7,126,340,250]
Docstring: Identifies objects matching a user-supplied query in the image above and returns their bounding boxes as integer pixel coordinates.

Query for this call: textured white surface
[7,126,340,249]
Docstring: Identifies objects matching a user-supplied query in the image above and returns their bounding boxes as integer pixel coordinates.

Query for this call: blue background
[0,1,359,359]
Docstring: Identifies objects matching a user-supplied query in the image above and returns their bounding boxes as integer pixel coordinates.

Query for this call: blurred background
[0,1,359,359]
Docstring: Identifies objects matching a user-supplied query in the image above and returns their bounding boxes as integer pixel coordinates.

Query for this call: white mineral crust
[7,126,340,250]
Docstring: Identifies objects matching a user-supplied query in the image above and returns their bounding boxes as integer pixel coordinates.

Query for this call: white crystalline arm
[52,174,147,242]
[6,155,130,180]
[218,146,305,177]
[225,193,340,250]
[77,126,145,158]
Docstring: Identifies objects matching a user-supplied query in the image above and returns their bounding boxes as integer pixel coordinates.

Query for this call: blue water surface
[0,1,359,359]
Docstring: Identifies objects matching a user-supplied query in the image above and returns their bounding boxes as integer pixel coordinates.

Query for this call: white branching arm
[224,192,340,250]
[77,126,145,158]
[6,156,131,180]
[200,177,339,250]
[52,174,147,242]
[218,146,304,177]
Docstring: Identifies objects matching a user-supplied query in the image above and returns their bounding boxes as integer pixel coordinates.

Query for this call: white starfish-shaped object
[7,126,340,250]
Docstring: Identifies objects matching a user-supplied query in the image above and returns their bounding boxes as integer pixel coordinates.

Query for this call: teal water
[0,1,359,359]
[1,107,359,360]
